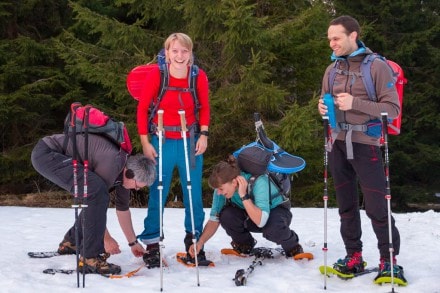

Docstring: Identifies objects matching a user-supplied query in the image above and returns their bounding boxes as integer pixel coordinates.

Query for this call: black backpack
[63,102,133,154]
[233,113,306,204]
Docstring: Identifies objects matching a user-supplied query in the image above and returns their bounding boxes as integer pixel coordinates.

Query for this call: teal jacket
[209,172,285,227]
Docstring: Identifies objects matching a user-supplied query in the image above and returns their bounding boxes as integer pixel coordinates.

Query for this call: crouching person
[188,155,310,260]
[31,133,155,275]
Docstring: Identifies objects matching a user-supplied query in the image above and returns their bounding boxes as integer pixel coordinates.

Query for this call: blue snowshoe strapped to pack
[233,113,305,201]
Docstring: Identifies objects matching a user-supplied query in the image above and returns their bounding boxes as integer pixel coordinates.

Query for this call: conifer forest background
[1,0,439,211]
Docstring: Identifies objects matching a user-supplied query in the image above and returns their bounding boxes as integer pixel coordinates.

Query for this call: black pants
[31,140,109,258]
[329,140,400,258]
[219,204,300,252]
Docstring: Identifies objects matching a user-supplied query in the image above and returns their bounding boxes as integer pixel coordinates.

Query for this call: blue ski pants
[138,135,205,246]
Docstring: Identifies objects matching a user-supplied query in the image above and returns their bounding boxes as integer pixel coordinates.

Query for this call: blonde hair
[164,32,194,65]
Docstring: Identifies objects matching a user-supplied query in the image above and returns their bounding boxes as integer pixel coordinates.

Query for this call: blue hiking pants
[138,135,205,245]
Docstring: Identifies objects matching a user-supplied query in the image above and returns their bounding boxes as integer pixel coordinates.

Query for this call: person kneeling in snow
[31,133,155,275]
[188,155,306,261]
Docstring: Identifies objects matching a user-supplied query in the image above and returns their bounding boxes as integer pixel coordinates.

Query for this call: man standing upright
[317,15,406,285]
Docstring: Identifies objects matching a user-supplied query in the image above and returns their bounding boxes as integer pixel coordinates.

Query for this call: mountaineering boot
[374,257,407,285]
[143,243,161,269]
[333,251,365,274]
[57,240,76,255]
[78,253,121,275]
[230,239,257,255]
[285,244,304,258]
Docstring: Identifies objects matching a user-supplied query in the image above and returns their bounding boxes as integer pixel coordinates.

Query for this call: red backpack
[126,50,200,133]
[329,53,407,135]
[64,102,133,154]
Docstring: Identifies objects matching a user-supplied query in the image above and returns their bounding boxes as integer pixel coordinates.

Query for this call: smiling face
[166,39,192,71]
[327,24,358,57]
[215,179,237,199]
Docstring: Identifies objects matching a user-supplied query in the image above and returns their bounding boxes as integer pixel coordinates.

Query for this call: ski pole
[178,110,200,286]
[69,102,81,288]
[381,112,396,293]
[322,116,329,290]
[81,105,91,287]
[157,109,165,292]
[234,248,274,286]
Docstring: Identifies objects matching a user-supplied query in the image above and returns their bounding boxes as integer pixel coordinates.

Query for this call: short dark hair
[330,15,361,39]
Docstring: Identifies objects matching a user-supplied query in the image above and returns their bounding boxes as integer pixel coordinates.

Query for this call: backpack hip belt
[330,122,367,160]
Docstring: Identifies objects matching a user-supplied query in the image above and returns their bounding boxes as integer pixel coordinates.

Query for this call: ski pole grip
[178,110,187,132]
[157,109,164,132]
[70,102,82,127]
[323,116,329,139]
[323,93,336,129]
[381,112,389,128]
[381,112,389,137]
[83,105,92,129]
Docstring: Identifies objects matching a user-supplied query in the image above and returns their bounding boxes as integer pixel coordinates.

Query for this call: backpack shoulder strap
[148,64,169,130]
[328,60,339,94]
[157,63,169,105]
[360,53,381,102]
[247,175,257,199]
[248,174,284,206]
[189,64,200,115]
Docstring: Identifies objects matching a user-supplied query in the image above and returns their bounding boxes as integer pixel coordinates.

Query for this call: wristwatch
[128,239,139,247]
[200,130,209,137]
[241,193,251,201]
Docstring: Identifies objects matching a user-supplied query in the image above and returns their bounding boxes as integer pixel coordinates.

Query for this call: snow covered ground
[1,206,439,293]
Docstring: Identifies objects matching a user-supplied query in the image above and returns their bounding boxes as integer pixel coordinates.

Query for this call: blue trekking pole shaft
[178,110,200,286]
[81,105,91,287]
[157,109,165,292]
[69,102,81,288]
[381,112,396,292]
[322,116,329,290]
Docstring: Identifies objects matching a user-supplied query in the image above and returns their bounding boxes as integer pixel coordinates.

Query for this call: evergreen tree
[1,0,438,210]
[330,0,440,208]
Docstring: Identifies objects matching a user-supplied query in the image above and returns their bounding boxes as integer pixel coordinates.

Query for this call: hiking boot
[375,257,407,283]
[78,253,121,275]
[183,249,213,266]
[285,244,304,258]
[184,232,195,252]
[57,240,76,255]
[333,251,365,274]
[230,239,257,255]
[143,243,160,269]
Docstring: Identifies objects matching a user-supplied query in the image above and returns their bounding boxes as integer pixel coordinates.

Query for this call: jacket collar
[331,40,368,61]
